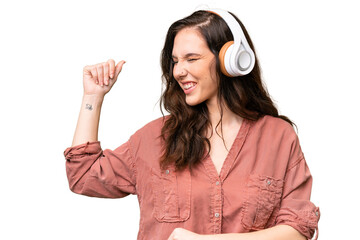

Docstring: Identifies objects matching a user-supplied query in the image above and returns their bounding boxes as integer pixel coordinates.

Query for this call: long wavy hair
[159,10,294,171]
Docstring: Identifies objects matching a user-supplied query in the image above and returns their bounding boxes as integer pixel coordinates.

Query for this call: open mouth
[182,82,197,94]
[183,82,197,90]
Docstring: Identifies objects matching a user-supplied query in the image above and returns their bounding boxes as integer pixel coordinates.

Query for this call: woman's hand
[168,228,204,240]
[82,59,125,97]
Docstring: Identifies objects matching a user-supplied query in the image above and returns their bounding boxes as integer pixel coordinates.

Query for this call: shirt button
[216,181,220,186]
[266,180,271,185]
[215,213,220,218]
[165,170,170,174]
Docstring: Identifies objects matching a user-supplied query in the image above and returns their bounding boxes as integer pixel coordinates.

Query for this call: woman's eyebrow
[172,53,201,58]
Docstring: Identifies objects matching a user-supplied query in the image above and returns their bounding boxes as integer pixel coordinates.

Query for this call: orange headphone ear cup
[219,41,234,77]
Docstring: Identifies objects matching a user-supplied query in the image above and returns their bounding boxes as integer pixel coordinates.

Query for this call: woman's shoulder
[250,115,298,139]
[255,114,295,129]
[130,115,168,141]
[250,115,303,165]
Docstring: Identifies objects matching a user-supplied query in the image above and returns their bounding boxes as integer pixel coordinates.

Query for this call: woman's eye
[188,58,198,62]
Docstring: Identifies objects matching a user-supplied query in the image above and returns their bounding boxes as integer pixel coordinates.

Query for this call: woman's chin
[185,96,202,106]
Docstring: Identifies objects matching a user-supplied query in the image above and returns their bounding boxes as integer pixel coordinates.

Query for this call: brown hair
[159,10,295,171]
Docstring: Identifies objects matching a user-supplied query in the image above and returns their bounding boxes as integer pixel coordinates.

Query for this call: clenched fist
[82,59,125,97]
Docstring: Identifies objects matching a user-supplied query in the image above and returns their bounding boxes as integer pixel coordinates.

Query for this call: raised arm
[71,59,125,146]
[64,59,136,198]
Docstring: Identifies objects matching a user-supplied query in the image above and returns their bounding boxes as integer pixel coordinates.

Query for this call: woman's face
[172,27,219,107]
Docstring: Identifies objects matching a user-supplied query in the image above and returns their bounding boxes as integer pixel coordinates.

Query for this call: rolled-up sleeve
[276,156,320,239]
[64,141,136,198]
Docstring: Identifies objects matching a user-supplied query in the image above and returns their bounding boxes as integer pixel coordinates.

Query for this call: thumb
[114,60,126,79]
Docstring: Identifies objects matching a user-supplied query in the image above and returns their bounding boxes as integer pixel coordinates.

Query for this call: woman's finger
[103,62,109,85]
[97,64,104,86]
[108,59,115,79]
[83,65,92,77]
[114,60,126,79]
[90,66,98,84]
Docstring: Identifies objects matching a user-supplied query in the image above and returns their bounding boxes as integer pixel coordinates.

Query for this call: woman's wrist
[83,93,104,103]
[82,94,105,110]
[71,94,104,147]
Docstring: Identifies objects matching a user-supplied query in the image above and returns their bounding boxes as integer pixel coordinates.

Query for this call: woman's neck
[206,98,242,133]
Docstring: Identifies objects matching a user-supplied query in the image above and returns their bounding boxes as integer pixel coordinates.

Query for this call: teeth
[183,82,196,90]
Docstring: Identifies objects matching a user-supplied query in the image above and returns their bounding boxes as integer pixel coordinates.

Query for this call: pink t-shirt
[64,115,320,240]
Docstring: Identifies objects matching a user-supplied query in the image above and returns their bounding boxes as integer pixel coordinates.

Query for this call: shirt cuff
[64,141,101,160]
[276,202,320,240]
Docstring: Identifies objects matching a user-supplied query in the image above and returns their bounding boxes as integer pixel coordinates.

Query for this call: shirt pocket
[241,173,284,230]
[150,166,191,222]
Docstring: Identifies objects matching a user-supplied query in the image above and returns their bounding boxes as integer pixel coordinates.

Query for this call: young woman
[64,9,320,240]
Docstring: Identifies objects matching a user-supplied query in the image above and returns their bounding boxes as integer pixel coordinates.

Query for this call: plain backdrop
[1,0,359,239]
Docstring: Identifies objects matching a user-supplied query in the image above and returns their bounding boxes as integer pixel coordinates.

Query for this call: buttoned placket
[213,179,222,234]
[200,119,250,234]
[201,160,225,234]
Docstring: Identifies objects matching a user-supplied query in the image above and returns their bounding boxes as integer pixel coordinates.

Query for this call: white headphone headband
[206,8,256,76]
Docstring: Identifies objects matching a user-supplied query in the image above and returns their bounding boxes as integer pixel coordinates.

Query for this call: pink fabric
[64,115,320,240]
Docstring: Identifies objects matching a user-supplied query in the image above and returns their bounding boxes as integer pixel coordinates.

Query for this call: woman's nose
[173,62,187,80]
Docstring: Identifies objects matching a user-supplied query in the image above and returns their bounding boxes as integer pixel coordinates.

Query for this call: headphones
[207,9,255,77]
